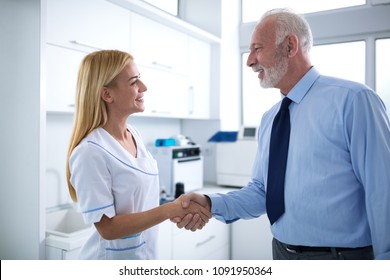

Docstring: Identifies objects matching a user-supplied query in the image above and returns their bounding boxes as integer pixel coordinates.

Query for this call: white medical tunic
[70,126,159,259]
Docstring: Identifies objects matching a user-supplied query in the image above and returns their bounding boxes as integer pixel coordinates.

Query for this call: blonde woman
[66,50,210,259]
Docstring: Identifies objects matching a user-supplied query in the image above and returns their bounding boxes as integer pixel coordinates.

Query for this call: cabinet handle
[152,61,173,70]
[188,86,194,115]
[196,235,215,247]
[69,40,103,51]
[151,110,171,115]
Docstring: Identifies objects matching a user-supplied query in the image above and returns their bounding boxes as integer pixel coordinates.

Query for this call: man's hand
[171,192,212,231]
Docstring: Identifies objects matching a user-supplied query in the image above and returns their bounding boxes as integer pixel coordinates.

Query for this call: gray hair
[260,8,313,54]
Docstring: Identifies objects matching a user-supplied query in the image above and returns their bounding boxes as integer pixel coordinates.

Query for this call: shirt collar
[285,66,320,104]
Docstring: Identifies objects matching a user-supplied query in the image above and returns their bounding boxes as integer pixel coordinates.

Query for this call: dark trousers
[272,238,374,260]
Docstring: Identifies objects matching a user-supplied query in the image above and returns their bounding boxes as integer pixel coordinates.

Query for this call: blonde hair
[66,50,133,202]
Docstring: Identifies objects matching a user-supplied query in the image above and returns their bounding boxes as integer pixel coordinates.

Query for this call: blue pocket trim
[105,241,146,251]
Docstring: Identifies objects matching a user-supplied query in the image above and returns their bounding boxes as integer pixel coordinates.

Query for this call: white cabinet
[231,215,273,260]
[46,245,81,260]
[45,0,130,112]
[130,13,213,119]
[172,218,229,259]
[187,37,211,119]
[138,64,189,117]
[157,220,173,259]
[46,45,86,112]
[130,13,189,117]
[45,0,215,118]
[130,13,188,74]
[157,186,231,260]
[46,0,130,52]
[157,218,230,260]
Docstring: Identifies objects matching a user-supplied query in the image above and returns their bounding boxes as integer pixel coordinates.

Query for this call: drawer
[172,218,229,259]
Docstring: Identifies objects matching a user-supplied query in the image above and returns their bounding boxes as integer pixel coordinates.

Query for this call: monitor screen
[243,127,256,137]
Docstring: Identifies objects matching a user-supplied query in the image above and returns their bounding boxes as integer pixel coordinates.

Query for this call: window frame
[239,1,390,124]
[241,0,367,23]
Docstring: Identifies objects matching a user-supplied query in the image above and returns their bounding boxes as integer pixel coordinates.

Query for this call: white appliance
[152,145,203,197]
[216,126,258,187]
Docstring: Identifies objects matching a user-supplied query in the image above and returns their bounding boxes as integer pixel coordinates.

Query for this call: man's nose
[246,52,255,67]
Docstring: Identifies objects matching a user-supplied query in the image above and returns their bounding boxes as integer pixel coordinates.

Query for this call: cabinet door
[47,0,130,52]
[172,218,229,259]
[139,64,189,118]
[130,13,188,75]
[46,44,86,112]
[231,216,273,260]
[157,221,173,259]
[187,37,211,119]
[62,248,81,260]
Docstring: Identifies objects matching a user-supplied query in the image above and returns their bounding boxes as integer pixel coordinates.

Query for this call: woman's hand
[170,193,212,231]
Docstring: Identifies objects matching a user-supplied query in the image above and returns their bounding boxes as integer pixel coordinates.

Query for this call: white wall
[218,0,241,130]
[0,0,46,259]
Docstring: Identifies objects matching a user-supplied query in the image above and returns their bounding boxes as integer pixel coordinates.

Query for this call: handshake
[168,193,212,231]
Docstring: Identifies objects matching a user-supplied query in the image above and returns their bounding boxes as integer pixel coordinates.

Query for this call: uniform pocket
[105,233,146,259]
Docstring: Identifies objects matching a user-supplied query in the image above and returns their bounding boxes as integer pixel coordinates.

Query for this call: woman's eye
[129,75,141,86]
[130,79,138,86]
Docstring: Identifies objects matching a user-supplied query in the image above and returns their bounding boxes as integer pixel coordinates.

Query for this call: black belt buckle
[285,244,331,253]
[285,245,300,253]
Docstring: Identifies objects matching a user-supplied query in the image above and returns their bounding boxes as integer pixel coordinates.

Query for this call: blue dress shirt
[209,67,390,259]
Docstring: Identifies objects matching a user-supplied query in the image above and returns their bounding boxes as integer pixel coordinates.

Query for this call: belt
[284,243,372,254]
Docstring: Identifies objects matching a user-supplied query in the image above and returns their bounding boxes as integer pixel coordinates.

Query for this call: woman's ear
[101,87,113,103]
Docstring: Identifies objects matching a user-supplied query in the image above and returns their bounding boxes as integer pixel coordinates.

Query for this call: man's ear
[286,34,299,57]
[101,87,113,103]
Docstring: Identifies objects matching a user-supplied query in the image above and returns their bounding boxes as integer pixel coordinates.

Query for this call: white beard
[260,61,288,88]
[257,48,289,89]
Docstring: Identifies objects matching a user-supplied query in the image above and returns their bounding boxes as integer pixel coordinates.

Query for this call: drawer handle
[188,86,194,115]
[69,40,103,51]
[177,157,201,163]
[196,235,215,247]
[151,110,171,114]
[152,61,173,70]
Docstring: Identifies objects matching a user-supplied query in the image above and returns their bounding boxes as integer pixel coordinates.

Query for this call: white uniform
[69,126,159,259]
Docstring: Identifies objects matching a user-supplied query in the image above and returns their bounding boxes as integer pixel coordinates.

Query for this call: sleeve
[209,182,266,224]
[69,142,116,224]
[345,88,390,259]
[209,145,267,224]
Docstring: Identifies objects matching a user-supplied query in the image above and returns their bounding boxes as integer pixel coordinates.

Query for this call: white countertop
[194,183,240,195]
